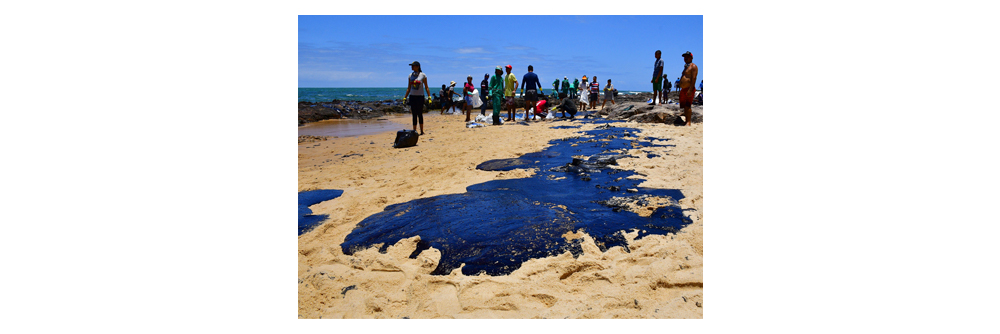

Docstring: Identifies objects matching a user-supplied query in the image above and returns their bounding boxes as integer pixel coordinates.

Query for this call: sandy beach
[298,103,703,318]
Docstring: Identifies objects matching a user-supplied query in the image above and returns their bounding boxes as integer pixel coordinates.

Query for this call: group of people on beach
[649,50,699,126]
[475,64,615,126]
[404,50,699,134]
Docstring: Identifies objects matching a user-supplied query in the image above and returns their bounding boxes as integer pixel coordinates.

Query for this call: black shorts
[524,89,537,101]
[589,92,598,102]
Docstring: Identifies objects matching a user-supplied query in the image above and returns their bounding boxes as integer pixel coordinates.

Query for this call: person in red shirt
[462,75,475,122]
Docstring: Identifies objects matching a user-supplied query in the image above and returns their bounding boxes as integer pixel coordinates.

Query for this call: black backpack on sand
[393,130,419,148]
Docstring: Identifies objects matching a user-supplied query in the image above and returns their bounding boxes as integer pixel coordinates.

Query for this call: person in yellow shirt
[503,64,518,122]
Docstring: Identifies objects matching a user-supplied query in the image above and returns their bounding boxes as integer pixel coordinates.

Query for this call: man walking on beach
[651,50,664,105]
[490,66,505,125]
[405,61,430,135]
[679,51,699,126]
[503,65,518,122]
[520,65,542,121]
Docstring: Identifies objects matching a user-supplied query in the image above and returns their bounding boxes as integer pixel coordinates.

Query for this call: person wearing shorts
[679,51,699,126]
[404,61,430,135]
[602,79,616,109]
[651,50,664,105]
[503,64,517,122]
[520,65,542,120]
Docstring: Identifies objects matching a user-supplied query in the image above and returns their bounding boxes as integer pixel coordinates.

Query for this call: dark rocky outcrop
[595,102,703,125]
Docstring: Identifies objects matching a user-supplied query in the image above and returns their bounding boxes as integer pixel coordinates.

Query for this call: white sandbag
[470,89,483,108]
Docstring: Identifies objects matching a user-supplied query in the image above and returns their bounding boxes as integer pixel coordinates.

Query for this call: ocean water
[299,88,408,102]
[299,87,648,103]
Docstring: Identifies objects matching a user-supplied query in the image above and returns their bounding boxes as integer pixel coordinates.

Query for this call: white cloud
[299,70,375,81]
[456,47,485,54]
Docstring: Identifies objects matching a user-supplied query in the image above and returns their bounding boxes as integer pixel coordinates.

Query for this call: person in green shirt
[552,79,560,99]
[489,66,505,125]
[571,78,579,99]
[561,76,570,99]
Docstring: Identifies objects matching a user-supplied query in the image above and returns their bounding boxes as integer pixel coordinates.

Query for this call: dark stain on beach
[341,123,689,276]
[299,189,344,235]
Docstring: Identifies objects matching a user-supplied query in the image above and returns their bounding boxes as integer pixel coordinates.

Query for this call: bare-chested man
[678,51,699,126]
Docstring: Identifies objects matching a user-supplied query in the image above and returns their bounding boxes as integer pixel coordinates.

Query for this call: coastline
[297,90,699,125]
[298,102,703,318]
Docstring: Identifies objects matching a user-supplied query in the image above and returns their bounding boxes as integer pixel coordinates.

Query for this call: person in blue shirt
[520,65,543,121]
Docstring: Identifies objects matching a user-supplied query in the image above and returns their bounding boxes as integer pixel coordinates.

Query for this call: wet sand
[298,103,703,318]
[297,115,411,138]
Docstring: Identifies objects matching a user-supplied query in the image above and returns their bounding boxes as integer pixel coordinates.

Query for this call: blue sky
[299,15,702,92]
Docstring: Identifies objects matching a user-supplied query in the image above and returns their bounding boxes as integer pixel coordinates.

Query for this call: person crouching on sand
[404,61,430,135]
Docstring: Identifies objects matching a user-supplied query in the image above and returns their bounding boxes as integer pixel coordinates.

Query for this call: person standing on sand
[439,84,448,114]
[589,75,600,110]
[602,79,616,109]
[570,77,578,99]
[480,74,489,116]
[520,65,543,121]
[404,61,430,135]
[503,65,518,122]
[679,51,699,126]
[675,77,681,93]
[552,79,560,99]
[490,66,505,125]
[562,76,570,99]
[651,50,664,105]
[442,81,459,114]
[463,75,475,122]
[662,74,671,103]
